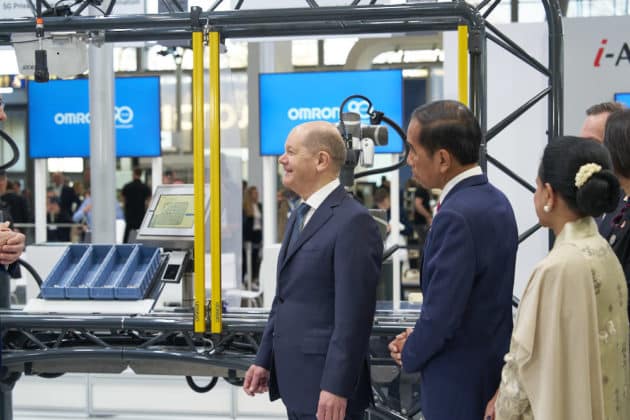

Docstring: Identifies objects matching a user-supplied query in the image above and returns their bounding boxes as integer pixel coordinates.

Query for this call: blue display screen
[615,93,630,108]
[28,76,161,158]
[259,69,403,155]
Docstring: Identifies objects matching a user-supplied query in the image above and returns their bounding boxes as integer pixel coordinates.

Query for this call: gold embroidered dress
[496,217,630,420]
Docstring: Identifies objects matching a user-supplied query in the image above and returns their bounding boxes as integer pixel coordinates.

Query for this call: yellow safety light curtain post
[457,25,469,107]
[192,31,206,333]
[208,32,222,333]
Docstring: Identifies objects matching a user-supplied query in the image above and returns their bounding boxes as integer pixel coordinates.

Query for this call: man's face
[0,96,6,122]
[580,112,609,143]
[406,119,443,190]
[278,128,318,198]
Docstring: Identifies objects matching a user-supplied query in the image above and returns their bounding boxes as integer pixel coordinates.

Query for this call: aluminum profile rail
[0,311,418,333]
[479,0,563,244]
[0,310,418,375]
[0,3,485,45]
[0,0,564,248]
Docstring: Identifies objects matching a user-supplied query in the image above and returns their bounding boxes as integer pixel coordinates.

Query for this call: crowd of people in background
[5,84,630,418]
[37,168,152,244]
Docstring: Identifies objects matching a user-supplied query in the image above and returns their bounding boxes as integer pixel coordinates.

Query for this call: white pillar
[34,159,47,244]
[152,156,163,193]
[88,42,116,243]
[255,41,292,307]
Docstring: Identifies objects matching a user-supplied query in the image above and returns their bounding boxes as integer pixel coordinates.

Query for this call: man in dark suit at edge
[0,97,28,272]
[0,95,29,374]
[389,101,518,420]
[243,121,383,420]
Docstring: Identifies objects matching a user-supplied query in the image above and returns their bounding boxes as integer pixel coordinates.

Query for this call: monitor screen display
[259,69,403,155]
[615,92,630,108]
[28,76,161,158]
[148,194,195,229]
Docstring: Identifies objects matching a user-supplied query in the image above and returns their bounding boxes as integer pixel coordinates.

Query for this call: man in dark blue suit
[389,101,518,420]
[243,121,383,420]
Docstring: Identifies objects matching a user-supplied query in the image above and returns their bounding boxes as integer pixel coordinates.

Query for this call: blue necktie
[288,202,310,250]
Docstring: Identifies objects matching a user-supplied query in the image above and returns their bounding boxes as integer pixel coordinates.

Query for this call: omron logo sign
[287,99,370,121]
[594,39,630,67]
[53,106,135,127]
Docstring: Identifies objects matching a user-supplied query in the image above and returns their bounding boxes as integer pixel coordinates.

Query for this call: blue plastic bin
[114,246,160,300]
[66,245,114,299]
[41,245,90,299]
[90,245,138,300]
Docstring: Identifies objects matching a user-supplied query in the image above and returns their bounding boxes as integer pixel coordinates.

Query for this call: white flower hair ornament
[575,163,602,189]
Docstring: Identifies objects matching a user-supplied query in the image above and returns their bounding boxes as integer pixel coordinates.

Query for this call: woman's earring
[543,204,551,213]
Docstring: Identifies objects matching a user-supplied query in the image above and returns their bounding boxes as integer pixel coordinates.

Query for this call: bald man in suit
[244,121,383,420]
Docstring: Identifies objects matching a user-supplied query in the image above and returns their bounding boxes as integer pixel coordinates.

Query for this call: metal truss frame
[0,1,563,244]
[0,0,563,418]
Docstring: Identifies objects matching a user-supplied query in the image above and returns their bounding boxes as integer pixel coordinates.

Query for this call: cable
[185,376,218,393]
[337,94,374,143]
[382,244,400,260]
[34,0,50,82]
[223,369,244,386]
[354,115,409,179]
[18,258,43,287]
[0,129,20,172]
[336,94,409,180]
[37,372,65,378]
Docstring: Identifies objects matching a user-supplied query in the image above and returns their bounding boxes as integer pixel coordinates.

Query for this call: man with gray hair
[244,121,383,419]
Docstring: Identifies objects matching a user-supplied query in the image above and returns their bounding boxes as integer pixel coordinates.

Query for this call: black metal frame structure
[0,1,563,418]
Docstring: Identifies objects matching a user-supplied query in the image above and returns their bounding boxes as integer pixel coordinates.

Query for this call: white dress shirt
[438,166,483,207]
[301,178,341,228]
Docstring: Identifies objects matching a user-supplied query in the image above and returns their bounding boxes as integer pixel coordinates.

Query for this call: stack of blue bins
[41,244,161,300]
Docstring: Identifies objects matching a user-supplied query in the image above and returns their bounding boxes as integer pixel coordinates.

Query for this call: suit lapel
[421,174,487,290]
[279,185,346,272]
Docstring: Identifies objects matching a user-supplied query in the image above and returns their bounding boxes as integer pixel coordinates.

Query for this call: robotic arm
[336,94,409,187]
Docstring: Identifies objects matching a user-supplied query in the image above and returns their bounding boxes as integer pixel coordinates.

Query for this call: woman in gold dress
[485,136,630,420]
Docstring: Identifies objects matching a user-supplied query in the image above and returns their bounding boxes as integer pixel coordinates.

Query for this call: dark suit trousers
[287,409,365,420]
